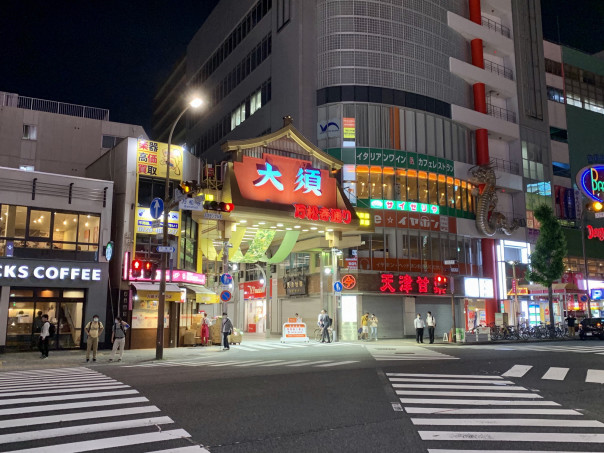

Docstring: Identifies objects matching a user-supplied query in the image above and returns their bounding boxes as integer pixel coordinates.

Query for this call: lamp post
[156,97,202,360]
[580,198,593,319]
[508,260,519,326]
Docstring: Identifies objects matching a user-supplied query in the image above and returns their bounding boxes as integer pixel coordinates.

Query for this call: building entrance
[6,288,85,351]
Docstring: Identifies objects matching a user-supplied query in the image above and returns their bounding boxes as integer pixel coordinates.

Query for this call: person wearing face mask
[109,317,129,362]
[84,315,104,362]
[414,313,425,344]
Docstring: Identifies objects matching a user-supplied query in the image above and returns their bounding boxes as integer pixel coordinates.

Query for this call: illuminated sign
[0,265,101,281]
[343,117,356,140]
[128,269,206,285]
[464,277,494,298]
[379,273,448,295]
[293,204,352,224]
[587,225,604,241]
[234,154,337,207]
[136,140,183,180]
[136,208,180,236]
[341,274,357,290]
[370,199,440,215]
[239,280,267,299]
[591,289,604,300]
[577,165,604,203]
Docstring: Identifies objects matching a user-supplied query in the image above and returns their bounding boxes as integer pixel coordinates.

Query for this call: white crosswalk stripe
[442,343,604,356]
[501,364,604,383]
[215,341,358,353]
[0,367,209,452]
[388,371,604,452]
[123,358,359,369]
[365,345,459,361]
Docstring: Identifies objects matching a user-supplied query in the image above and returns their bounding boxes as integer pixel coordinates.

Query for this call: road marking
[0,406,161,428]
[399,398,557,406]
[0,379,118,391]
[428,450,602,453]
[387,373,502,379]
[2,429,191,453]
[541,367,569,380]
[392,384,526,391]
[288,360,331,366]
[233,345,257,351]
[315,361,359,367]
[232,361,269,367]
[0,376,113,385]
[374,356,458,361]
[208,361,241,367]
[0,416,174,444]
[404,407,581,415]
[586,369,604,384]
[396,390,540,398]
[0,396,149,416]
[411,418,603,427]
[0,389,138,406]
[389,378,516,384]
[419,431,604,442]
[148,446,210,453]
[502,365,533,377]
[0,383,130,397]
[258,360,308,366]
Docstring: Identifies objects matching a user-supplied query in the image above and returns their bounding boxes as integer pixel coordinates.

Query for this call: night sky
[0,1,602,135]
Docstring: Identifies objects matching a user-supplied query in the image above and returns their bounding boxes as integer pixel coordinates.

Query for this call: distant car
[579,317,604,340]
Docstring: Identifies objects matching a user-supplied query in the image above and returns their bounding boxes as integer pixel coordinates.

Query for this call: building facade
[0,167,113,352]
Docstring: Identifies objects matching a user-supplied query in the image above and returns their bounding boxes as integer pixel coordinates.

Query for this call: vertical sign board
[342,117,356,148]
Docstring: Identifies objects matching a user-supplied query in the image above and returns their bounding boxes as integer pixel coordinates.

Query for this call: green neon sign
[369,199,439,215]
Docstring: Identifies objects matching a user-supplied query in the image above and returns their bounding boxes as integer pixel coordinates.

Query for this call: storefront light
[324,267,332,275]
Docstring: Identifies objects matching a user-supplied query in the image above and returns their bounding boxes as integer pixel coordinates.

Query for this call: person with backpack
[221,313,234,350]
[38,314,53,359]
[109,316,129,362]
[84,315,104,362]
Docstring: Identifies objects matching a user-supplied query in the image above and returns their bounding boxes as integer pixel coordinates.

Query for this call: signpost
[203,212,223,220]
[220,290,232,303]
[150,198,164,219]
[333,281,343,293]
[280,322,309,343]
[157,246,176,253]
[220,273,233,285]
[179,197,204,211]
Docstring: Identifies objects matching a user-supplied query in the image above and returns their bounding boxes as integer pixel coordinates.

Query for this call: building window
[250,89,262,115]
[277,0,291,31]
[102,135,123,149]
[546,86,565,104]
[550,127,568,143]
[544,59,562,77]
[22,125,37,140]
[552,162,571,178]
[179,211,197,272]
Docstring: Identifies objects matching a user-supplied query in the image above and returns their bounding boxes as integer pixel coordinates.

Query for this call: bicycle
[314,327,333,343]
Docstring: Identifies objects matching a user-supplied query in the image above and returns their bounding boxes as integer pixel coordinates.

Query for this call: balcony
[450,104,520,142]
[484,59,513,81]
[491,157,520,176]
[481,15,511,39]
[449,57,516,99]
[487,103,517,123]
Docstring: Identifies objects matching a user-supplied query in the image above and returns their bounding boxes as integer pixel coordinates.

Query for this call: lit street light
[156,96,203,360]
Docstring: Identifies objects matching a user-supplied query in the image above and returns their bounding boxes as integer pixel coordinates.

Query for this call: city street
[1,339,604,452]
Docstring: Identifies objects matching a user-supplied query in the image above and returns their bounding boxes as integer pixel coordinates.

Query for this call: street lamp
[156,96,203,360]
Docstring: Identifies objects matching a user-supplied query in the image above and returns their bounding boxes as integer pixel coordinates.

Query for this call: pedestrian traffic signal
[142,261,158,279]
[203,201,234,212]
[131,259,142,278]
[434,274,449,295]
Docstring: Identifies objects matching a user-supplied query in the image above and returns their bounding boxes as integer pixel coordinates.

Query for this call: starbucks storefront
[0,259,109,352]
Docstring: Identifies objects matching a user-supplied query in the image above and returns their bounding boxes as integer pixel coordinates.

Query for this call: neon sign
[379,273,447,295]
[293,204,352,224]
[0,265,101,281]
[370,199,440,215]
[577,165,604,203]
[587,225,604,241]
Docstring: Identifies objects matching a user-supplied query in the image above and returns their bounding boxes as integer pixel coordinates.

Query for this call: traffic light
[434,275,449,295]
[142,261,158,279]
[131,259,142,278]
[178,180,198,196]
[203,201,234,212]
[587,201,604,212]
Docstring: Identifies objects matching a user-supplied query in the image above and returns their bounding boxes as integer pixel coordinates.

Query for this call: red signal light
[131,259,142,278]
[220,202,234,212]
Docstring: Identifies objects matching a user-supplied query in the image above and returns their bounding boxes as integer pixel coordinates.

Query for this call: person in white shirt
[425,311,436,344]
[414,313,425,344]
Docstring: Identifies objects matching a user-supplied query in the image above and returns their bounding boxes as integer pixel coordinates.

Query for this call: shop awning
[132,282,182,302]
[184,285,219,304]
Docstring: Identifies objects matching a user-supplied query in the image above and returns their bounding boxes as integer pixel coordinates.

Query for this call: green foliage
[526,205,567,286]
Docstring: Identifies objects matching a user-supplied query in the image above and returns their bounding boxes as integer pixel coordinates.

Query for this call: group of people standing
[360,312,379,341]
[414,312,437,344]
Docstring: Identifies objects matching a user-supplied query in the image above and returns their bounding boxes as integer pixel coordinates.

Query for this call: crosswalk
[123,358,359,369]
[502,363,604,384]
[0,367,208,452]
[443,343,604,356]
[365,345,459,362]
[229,341,357,353]
[388,371,604,452]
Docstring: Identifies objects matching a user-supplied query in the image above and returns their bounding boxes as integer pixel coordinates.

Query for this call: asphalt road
[1,339,604,452]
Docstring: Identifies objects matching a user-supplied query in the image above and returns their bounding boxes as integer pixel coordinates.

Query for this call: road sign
[104,241,114,261]
[333,281,343,292]
[157,246,176,253]
[220,273,233,285]
[150,198,164,219]
[341,274,357,290]
[179,196,204,211]
[220,290,232,302]
[596,212,604,219]
[444,260,458,265]
[203,212,223,220]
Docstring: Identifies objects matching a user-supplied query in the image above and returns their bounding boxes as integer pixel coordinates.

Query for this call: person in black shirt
[565,313,577,338]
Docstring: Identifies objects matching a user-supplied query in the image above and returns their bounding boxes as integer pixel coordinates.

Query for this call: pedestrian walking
[38,314,51,359]
[318,309,331,343]
[109,317,129,362]
[84,314,104,362]
[295,313,303,323]
[201,313,210,346]
[221,313,234,350]
[369,314,379,341]
[361,312,370,340]
[426,311,436,344]
[414,313,425,343]
[565,312,577,338]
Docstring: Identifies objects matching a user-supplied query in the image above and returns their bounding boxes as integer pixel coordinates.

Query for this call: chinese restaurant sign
[234,154,337,207]
[370,199,440,215]
[293,204,351,224]
[379,273,448,295]
[577,165,604,203]
[137,139,183,180]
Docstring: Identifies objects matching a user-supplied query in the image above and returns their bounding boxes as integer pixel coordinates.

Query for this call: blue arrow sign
[220,273,233,285]
[150,198,164,220]
[334,281,343,292]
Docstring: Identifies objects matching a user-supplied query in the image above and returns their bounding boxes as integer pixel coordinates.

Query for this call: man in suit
[318,309,331,343]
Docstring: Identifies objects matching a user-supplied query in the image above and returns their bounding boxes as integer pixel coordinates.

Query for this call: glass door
[57,302,83,349]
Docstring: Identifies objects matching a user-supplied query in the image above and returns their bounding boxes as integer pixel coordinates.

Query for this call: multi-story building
[0,91,147,176]
[151,0,565,339]
[0,166,113,352]
[543,40,604,318]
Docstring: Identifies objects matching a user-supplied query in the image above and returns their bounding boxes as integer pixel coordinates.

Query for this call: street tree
[526,204,567,328]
